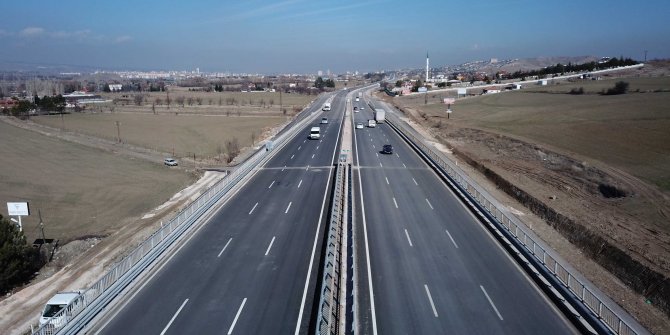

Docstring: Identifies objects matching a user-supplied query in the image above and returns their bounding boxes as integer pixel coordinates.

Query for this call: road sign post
[7,202,30,232]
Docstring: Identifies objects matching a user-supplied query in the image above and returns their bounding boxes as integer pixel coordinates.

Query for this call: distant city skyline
[1,0,668,73]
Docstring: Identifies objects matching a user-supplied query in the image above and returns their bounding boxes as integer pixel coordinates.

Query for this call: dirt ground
[385,62,670,333]
[32,113,285,160]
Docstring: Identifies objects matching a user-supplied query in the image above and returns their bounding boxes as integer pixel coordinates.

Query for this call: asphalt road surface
[351,99,577,335]
[96,92,346,335]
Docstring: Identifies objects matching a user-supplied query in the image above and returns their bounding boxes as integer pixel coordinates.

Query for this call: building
[108,84,122,92]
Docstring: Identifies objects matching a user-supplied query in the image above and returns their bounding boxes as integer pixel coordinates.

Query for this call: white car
[164,158,178,166]
[360,106,365,110]
[356,123,364,129]
[321,117,328,124]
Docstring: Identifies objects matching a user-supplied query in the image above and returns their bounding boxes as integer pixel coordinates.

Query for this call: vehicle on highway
[381,144,393,154]
[368,119,376,128]
[356,122,364,129]
[353,106,358,111]
[164,158,178,166]
[40,291,82,328]
[360,106,365,110]
[321,117,328,124]
[322,103,331,111]
[375,109,386,123]
[309,126,321,139]
[355,97,360,102]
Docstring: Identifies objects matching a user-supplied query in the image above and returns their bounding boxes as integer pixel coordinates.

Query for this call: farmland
[0,120,196,244]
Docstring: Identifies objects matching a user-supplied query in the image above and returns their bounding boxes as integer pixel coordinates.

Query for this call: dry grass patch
[0,121,195,244]
[33,113,285,159]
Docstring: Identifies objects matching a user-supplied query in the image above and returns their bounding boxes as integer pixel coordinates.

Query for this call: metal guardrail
[32,96,329,335]
[316,159,349,335]
[382,110,643,335]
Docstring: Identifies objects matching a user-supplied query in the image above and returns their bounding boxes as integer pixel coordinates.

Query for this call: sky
[1,0,669,73]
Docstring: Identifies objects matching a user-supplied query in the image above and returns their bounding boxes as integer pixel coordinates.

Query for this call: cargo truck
[375,109,386,123]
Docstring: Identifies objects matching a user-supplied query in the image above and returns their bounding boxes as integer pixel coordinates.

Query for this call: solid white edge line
[227,297,247,335]
[268,180,275,189]
[265,236,276,256]
[294,95,344,335]
[218,238,233,257]
[393,197,398,208]
[285,201,292,214]
[298,179,303,188]
[425,198,433,210]
[160,298,189,335]
[424,285,438,318]
[248,202,258,215]
[404,229,413,247]
[480,285,504,320]
[445,230,459,249]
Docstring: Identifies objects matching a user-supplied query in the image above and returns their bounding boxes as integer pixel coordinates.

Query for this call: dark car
[382,144,393,154]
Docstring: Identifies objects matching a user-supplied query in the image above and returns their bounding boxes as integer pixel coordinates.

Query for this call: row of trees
[314,77,335,89]
[509,57,639,81]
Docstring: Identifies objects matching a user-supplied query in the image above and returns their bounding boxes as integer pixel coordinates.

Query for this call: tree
[0,214,43,294]
[395,80,403,87]
[225,138,240,163]
[314,76,325,89]
[176,96,185,107]
[134,94,144,106]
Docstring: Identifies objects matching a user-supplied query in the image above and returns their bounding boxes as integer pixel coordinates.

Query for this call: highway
[95,92,346,334]
[351,97,578,334]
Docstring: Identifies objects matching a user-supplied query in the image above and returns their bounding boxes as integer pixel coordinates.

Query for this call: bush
[603,81,629,95]
[0,214,43,294]
[569,87,584,95]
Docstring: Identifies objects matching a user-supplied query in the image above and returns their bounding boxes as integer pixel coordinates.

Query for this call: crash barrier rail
[382,110,642,335]
[316,159,349,335]
[32,96,329,335]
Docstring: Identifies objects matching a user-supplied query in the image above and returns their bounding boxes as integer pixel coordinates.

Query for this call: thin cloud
[114,35,132,43]
[19,27,45,37]
[278,0,381,20]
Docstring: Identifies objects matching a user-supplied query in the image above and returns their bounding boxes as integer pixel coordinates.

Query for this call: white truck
[310,126,321,139]
[322,103,331,111]
[368,119,376,128]
[375,109,386,123]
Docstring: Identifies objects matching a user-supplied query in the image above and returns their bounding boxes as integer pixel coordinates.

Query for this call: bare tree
[152,102,156,114]
[218,97,222,106]
[155,97,163,105]
[166,92,171,109]
[251,131,257,145]
[225,137,240,163]
[176,96,185,107]
[208,98,213,105]
[196,97,203,105]
[134,94,144,106]
[269,98,274,105]
[187,97,194,106]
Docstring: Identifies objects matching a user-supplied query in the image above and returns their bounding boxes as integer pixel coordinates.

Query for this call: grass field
[0,121,195,243]
[33,113,286,160]
[400,76,670,191]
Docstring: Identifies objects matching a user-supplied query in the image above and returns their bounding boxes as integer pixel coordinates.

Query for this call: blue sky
[1,0,668,73]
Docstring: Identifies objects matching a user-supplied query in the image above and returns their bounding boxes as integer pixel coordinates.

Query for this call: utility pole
[115,121,121,143]
[644,50,648,62]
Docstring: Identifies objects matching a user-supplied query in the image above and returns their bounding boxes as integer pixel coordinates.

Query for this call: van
[40,291,82,328]
[309,126,321,140]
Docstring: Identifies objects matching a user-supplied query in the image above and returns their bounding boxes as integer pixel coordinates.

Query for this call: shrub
[603,81,629,95]
[569,87,584,95]
[0,214,43,294]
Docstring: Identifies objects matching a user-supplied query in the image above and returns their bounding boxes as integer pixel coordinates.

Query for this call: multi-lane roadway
[95,92,347,334]
[92,89,579,335]
[351,97,577,334]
